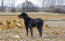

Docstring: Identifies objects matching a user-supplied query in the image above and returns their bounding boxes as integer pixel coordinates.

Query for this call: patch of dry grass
[0,12,65,41]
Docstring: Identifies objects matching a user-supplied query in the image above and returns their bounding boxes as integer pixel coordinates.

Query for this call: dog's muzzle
[18,15,23,19]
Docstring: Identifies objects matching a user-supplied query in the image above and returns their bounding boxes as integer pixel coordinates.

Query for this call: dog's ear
[21,13,28,16]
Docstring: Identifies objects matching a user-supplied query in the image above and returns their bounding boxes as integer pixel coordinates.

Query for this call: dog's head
[18,13,28,19]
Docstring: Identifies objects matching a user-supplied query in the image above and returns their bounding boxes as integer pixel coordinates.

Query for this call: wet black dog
[18,13,44,37]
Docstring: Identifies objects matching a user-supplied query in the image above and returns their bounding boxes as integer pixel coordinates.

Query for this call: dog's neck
[23,16,31,23]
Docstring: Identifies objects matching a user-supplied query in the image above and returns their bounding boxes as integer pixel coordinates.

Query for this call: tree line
[0,0,65,12]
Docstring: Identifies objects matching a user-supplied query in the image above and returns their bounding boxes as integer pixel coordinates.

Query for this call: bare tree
[7,0,16,12]
[42,0,45,7]
[61,0,64,6]
[51,0,55,7]
[42,0,65,7]
[22,1,39,12]
[7,0,15,7]
[0,0,4,12]
[11,0,16,12]
[42,0,56,7]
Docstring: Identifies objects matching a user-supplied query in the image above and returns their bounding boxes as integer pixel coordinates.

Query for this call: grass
[0,12,65,30]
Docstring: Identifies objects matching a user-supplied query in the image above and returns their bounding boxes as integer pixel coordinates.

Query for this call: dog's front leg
[26,27,28,36]
[29,24,33,37]
[25,25,28,36]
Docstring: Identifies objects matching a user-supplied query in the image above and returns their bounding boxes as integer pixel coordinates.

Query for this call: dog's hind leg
[37,22,43,37]
[37,26,42,37]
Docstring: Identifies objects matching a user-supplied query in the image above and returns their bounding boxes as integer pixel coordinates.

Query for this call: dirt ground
[0,26,65,41]
[0,12,65,41]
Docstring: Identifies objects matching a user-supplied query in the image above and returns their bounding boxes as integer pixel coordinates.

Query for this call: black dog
[18,13,44,37]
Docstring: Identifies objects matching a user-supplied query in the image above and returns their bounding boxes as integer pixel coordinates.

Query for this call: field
[0,12,65,41]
